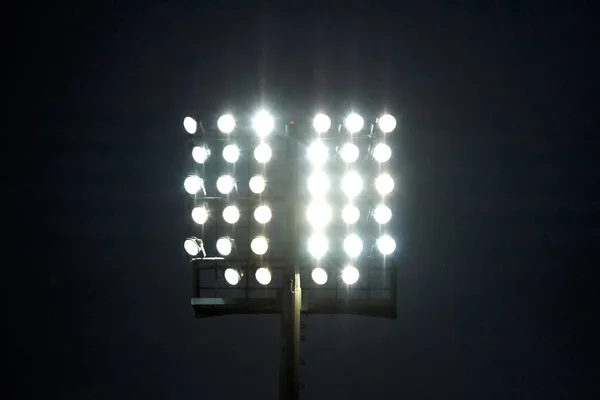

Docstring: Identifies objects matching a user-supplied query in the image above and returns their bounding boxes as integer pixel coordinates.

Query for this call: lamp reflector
[252,111,274,137]
[341,171,363,198]
[255,267,272,285]
[254,205,272,224]
[378,114,396,133]
[341,265,360,285]
[343,234,363,258]
[216,237,233,256]
[192,146,209,164]
[345,113,364,133]
[184,175,203,194]
[254,143,272,163]
[183,117,197,134]
[249,175,266,194]
[222,144,240,163]
[216,175,235,194]
[191,206,209,224]
[307,233,328,259]
[251,236,269,255]
[340,142,359,163]
[341,204,360,224]
[375,173,394,196]
[217,114,236,134]
[224,268,241,285]
[311,267,328,285]
[372,143,391,163]
[307,141,328,167]
[313,113,331,133]
[373,204,392,224]
[222,205,240,224]
[377,235,396,255]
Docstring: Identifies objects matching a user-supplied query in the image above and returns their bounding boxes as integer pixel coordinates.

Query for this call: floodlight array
[182,111,398,287]
[304,112,398,285]
[183,111,277,266]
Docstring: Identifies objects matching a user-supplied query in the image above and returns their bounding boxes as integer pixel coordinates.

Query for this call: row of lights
[183,112,396,136]
[191,140,391,166]
[218,265,361,287]
[184,172,393,197]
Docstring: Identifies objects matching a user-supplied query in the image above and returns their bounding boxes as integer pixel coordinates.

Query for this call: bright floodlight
[378,114,396,133]
[254,143,272,163]
[375,173,394,196]
[217,114,236,134]
[340,142,360,163]
[313,113,331,134]
[216,175,235,194]
[222,205,240,224]
[249,175,266,194]
[224,268,241,285]
[341,171,363,198]
[255,267,272,285]
[184,175,203,194]
[372,143,392,163]
[341,204,360,224]
[183,116,197,134]
[343,234,363,258]
[373,204,392,224]
[341,265,359,285]
[216,237,234,256]
[222,144,240,163]
[307,233,328,259]
[192,146,209,164]
[254,205,272,224]
[307,141,328,167]
[307,171,330,197]
[252,111,274,137]
[306,201,332,229]
[184,237,203,256]
[251,236,269,255]
[311,267,328,285]
[377,235,396,255]
[345,113,364,134]
[191,206,209,224]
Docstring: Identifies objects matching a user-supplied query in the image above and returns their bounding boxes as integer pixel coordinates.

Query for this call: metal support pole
[279,265,301,400]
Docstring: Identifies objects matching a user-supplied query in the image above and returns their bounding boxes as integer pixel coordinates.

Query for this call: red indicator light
[290,120,295,125]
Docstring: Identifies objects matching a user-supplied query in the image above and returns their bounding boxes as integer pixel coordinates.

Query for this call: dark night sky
[11,1,598,399]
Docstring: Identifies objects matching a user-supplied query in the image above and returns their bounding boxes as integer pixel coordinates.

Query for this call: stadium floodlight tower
[181,109,400,400]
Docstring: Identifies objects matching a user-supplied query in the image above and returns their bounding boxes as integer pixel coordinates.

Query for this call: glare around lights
[222,205,240,224]
[341,171,363,198]
[341,204,360,224]
[216,237,234,256]
[341,265,360,285]
[183,116,197,134]
[307,141,328,167]
[373,204,392,224]
[313,113,331,133]
[252,111,274,137]
[184,175,203,194]
[307,233,328,259]
[217,114,236,134]
[254,143,272,163]
[251,236,269,255]
[378,114,397,133]
[249,175,266,194]
[372,143,392,163]
[216,175,235,194]
[255,267,272,285]
[311,267,328,285]
[224,268,241,285]
[343,234,363,258]
[184,238,201,256]
[377,235,396,255]
[340,142,360,163]
[345,113,364,134]
[222,144,240,163]
[306,201,332,229]
[375,173,394,196]
[307,171,330,197]
[254,205,272,224]
[192,146,209,164]
[191,206,209,224]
